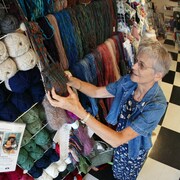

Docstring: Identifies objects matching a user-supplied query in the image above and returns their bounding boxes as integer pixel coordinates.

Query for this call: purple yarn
[0,102,21,122]
[66,111,94,155]
[75,125,94,156]
[10,91,34,113]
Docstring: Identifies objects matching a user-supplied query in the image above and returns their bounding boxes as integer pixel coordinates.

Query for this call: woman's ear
[154,72,163,81]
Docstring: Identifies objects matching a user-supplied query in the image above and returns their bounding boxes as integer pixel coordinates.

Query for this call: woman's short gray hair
[137,39,172,76]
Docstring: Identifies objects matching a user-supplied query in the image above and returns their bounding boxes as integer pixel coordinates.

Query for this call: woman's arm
[67,76,114,98]
[47,86,138,148]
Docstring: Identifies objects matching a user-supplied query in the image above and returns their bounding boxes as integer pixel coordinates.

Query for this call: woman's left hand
[46,86,87,119]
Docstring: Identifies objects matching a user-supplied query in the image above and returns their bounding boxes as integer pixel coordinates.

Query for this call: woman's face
[130,53,161,85]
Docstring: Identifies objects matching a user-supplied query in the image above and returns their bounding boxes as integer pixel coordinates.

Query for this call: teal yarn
[26,117,42,134]
[54,10,78,69]
[20,156,34,171]
[21,130,32,146]
[24,139,37,152]
[21,106,39,124]
[17,148,28,165]
[34,129,51,146]
[29,145,44,160]
[67,8,84,59]
[0,14,19,34]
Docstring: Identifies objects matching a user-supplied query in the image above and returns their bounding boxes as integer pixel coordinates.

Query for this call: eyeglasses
[134,57,154,71]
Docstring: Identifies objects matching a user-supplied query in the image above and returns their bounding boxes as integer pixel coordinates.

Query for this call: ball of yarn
[24,139,37,152]
[4,67,40,93]
[0,3,5,21]
[28,165,43,178]
[20,156,34,171]
[0,41,9,63]
[0,83,10,109]
[28,82,45,103]
[0,14,19,34]
[35,156,51,169]
[21,130,32,146]
[36,171,53,180]
[17,148,28,165]
[10,91,34,113]
[0,102,21,122]
[0,58,17,82]
[44,148,59,163]
[14,49,38,71]
[26,118,42,134]
[16,117,24,123]
[3,32,30,57]
[21,106,39,124]
[34,129,51,146]
[57,161,67,172]
[29,145,44,160]
[44,163,59,178]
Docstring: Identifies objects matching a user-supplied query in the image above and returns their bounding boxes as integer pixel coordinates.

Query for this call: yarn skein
[14,49,38,71]
[0,58,17,82]
[26,117,42,134]
[34,129,51,146]
[3,32,30,57]
[0,41,9,63]
[0,14,19,34]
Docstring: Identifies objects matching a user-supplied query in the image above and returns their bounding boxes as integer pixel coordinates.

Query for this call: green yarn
[16,117,24,124]
[21,130,32,146]
[29,145,44,160]
[21,106,39,124]
[37,104,46,121]
[18,148,28,165]
[26,117,42,134]
[24,139,37,152]
[34,129,51,146]
[20,156,34,171]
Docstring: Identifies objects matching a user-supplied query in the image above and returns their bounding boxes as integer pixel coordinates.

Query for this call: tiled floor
[83,36,180,179]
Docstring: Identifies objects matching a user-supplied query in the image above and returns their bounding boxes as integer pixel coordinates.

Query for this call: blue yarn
[10,91,34,113]
[7,66,42,93]
[28,165,43,178]
[44,148,59,162]
[28,82,45,103]
[54,10,79,69]
[35,155,51,169]
[0,83,10,109]
[0,102,21,122]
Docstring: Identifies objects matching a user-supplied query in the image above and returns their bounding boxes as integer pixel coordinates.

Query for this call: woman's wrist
[81,112,91,124]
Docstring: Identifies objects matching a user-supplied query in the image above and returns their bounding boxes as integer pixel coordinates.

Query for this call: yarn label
[0,121,25,172]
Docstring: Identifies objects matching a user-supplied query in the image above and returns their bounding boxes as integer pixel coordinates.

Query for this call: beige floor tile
[159,81,173,102]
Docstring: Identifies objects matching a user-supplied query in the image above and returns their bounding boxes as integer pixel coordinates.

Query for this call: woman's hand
[46,86,87,119]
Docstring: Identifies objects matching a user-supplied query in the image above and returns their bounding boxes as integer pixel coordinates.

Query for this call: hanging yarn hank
[54,10,79,69]
[67,8,84,59]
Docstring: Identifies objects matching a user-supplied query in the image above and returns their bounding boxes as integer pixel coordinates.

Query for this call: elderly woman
[47,40,172,180]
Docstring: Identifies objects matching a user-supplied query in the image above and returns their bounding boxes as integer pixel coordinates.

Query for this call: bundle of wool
[35,156,51,169]
[3,32,30,57]
[14,48,38,71]
[0,41,8,63]
[10,91,34,113]
[0,14,19,34]
[35,171,53,180]
[21,129,32,146]
[20,156,34,171]
[21,106,39,124]
[0,58,17,82]
[0,83,10,109]
[0,3,5,21]
[0,102,21,122]
[24,139,37,152]
[29,145,44,160]
[44,163,59,179]
[17,148,28,165]
[26,117,42,134]
[34,128,51,146]
[28,165,43,179]
[42,97,68,130]
[4,66,42,93]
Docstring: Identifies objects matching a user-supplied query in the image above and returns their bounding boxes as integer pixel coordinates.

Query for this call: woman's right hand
[64,71,81,90]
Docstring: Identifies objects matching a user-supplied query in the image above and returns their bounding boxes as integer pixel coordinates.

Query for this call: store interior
[0,0,179,179]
